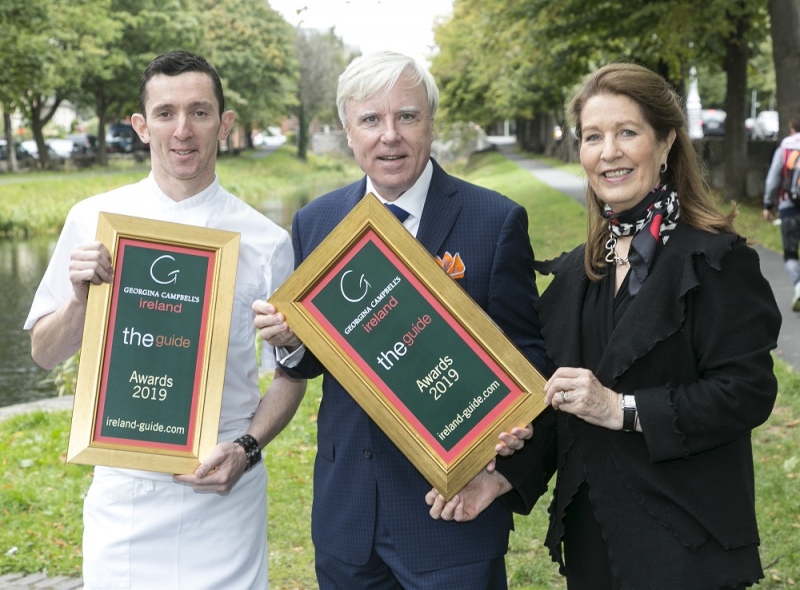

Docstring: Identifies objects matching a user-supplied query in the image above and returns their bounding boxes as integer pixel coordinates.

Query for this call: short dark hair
[138,51,225,117]
[790,115,800,134]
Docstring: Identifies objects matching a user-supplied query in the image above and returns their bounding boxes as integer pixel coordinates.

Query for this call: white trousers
[82,466,268,590]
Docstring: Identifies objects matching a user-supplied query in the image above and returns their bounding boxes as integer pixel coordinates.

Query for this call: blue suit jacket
[287,159,546,571]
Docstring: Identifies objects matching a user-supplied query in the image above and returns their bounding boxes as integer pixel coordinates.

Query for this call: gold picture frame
[67,213,240,474]
[269,194,547,499]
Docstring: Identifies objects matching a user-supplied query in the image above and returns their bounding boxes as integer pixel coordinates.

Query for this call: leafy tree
[768,0,800,133]
[294,27,352,161]
[200,0,297,150]
[77,0,205,165]
[0,0,50,171]
[433,0,771,197]
[720,0,756,201]
[10,0,119,169]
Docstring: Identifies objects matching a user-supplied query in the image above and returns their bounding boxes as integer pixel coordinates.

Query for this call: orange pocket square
[436,251,465,279]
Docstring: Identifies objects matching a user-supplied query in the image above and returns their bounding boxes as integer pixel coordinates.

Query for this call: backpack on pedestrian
[781,147,800,203]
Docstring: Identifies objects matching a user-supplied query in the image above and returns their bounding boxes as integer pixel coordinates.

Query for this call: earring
[660,161,668,173]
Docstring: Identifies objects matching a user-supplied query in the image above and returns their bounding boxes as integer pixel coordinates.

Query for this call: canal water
[0,198,302,409]
[0,236,57,407]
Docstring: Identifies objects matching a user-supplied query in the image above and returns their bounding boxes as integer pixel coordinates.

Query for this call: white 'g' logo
[339,270,370,302]
[150,255,179,285]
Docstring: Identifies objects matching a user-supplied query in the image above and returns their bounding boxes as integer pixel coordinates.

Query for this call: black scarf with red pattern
[602,184,680,296]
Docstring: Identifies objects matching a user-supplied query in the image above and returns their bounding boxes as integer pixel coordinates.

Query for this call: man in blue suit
[254,51,546,589]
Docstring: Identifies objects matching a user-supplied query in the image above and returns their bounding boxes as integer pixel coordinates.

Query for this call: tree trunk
[30,109,49,170]
[515,117,534,152]
[722,7,750,202]
[297,103,308,161]
[769,0,800,134]
[3,110,18,172]
[28,94,61,170]
[244,122,253,150]
[96,101,109,167]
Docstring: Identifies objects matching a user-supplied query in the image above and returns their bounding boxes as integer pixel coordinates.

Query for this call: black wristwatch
[621,395,637,433]
[233,434,262,472]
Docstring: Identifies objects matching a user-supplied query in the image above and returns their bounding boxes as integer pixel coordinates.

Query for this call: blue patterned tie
[385,203,410,222]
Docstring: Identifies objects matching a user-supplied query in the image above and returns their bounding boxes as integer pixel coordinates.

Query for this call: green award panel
[306,233,520,457]
[268,195,546,498]
[94,239,214,449]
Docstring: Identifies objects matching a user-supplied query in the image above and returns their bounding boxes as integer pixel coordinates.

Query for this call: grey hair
[336,51,439,126]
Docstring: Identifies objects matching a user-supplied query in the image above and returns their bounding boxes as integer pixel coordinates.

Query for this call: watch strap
[621,395,637,433]
[233,434,262,471]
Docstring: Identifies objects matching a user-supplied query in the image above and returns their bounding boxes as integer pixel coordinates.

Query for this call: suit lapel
[416,161,460,256]
[345,179,368,218]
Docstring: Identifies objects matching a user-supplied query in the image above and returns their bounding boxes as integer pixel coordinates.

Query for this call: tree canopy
[0,0,299,166]
[433,0,772,126]
[293,27,354,160]
[432,0,780,199]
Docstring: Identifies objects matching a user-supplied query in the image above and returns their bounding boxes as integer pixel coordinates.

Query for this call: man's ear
[131,113,150,144]
[219,110,235,140]
[345,124,353,148]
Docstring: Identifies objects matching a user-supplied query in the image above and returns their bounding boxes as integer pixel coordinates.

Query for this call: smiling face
[344,70,434,201]
[579,93,675,213]
[131,72,235,201]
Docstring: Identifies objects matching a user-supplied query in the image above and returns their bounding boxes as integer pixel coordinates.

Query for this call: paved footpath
[0,573,83,589]
[3,146,799,589]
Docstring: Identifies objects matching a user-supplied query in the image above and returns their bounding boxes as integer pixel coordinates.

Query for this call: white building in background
[5,99,79,137]
[50,100,79,132]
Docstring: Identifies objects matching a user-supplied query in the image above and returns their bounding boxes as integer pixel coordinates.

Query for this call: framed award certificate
[67,213,239,474]
[269,194,547,499]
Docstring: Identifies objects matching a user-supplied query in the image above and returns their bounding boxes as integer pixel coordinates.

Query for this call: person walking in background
[25,51,306,590]
[429,62,781,590]
[763,114,800,311]
[253,50,546,589]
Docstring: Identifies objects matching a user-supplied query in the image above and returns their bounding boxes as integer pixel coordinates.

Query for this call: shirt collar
[147,172,221,208]
[365,159,432,221]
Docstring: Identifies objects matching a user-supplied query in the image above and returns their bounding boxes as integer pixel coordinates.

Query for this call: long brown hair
[567,63,737,280]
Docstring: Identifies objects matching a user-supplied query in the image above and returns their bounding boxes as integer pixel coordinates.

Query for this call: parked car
[47,138,75,159]
[745,117,756,138]
[106,123,138,153]
[67,133,97,156]
[19,139,67,164]
[0,139,37,167]
[19,140,40,158]
[700,109,726,137]
[252,130,286,147]
[753,110,780,140]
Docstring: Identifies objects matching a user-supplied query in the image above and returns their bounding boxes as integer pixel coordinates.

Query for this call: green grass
[0,410,91,577]
[1,148,798,588]
[459,151,586,296]
[0,146,363,237]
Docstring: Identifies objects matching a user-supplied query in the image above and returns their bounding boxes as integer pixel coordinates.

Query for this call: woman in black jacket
[428,63,781,589]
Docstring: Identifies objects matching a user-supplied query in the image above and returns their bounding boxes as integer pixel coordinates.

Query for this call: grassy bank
[1,148,798,588]
[0,147,363,236]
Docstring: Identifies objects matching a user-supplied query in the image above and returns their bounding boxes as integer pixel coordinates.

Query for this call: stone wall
[311,130,352,157]
[696,138,777,201]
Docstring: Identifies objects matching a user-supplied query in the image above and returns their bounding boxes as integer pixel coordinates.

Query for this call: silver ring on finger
[559,390,567,403]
